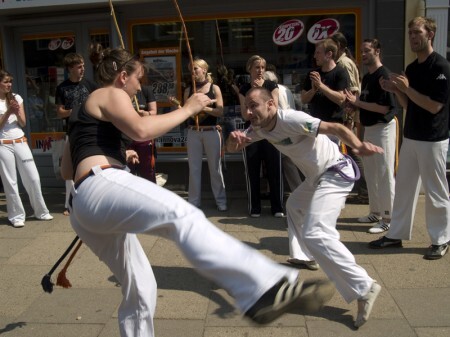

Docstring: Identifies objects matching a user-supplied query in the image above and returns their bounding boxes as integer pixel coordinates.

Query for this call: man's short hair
[63,53,84,69]
[246,87,273,101]
[316,38,339,60]
[408,16,437,43]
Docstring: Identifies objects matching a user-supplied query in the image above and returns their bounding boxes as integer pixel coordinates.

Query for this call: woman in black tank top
[59,46,326,336]
[183,58,227,211]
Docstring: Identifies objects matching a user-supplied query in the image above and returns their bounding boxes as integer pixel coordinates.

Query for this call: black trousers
[243,140,284,215]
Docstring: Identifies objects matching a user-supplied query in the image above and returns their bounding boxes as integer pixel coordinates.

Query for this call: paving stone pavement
[0,188,449,337]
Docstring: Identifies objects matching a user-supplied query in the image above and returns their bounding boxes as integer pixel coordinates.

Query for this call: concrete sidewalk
[0,188,449,337]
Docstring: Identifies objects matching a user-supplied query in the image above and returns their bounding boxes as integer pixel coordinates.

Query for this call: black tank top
[68,102,128,175]
[187,83,217,126]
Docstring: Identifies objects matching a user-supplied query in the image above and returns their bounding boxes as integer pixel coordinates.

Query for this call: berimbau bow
[172,0,199,129]
[109,0,140,111]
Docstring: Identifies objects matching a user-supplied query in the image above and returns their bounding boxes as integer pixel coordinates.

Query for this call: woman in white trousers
[0,70,53,228]
[61,46,333,337]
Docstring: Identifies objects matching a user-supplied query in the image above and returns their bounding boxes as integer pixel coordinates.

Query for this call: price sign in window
[141,47,185,151]
[140,47,182,108]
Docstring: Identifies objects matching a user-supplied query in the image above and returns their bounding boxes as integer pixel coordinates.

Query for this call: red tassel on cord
[56,240,83,288]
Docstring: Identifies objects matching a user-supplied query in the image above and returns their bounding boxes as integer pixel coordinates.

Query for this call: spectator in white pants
[345,38,398,234]
[0,70,53,228]
[370,17,450,260]
[183,58,227,211]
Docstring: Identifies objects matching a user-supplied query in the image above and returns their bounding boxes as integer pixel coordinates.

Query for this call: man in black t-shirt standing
[370,17,450,260]
[55,53,98,131]
[55,53,98,215]
[345,38,399,235]
[301,38,349,125]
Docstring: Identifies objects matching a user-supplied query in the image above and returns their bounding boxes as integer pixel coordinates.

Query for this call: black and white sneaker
[369,236,402,249]
[245,277,334,324]
[358,213,381,223]
[424,243,449,260]
[368,220,390,234]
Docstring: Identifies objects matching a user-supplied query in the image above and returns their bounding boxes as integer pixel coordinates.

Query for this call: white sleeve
[12,93,24,105]
[284,109,321,136]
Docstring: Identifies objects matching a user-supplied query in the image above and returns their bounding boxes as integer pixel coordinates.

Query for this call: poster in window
[140,47,185,151]
[140,47,181,108]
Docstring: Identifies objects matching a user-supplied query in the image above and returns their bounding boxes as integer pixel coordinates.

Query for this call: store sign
[307,18,340,43]
[30,132,65,153]
[273,19,304,46]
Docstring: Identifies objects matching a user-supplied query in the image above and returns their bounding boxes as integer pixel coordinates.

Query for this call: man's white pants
[287,162,373,303]
[387,138,450,245]
[69,167,298,337]
[0,142,49,223]
[362,119,396,219]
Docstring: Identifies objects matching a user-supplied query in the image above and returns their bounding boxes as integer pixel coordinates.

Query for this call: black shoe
[245,277,334,324]
[424,243,449,260]
[369,236,402,249]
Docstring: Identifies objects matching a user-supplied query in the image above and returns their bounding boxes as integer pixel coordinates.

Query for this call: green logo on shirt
[302,122,314,133]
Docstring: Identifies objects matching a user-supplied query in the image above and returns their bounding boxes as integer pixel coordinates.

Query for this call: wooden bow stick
[172,0,199,129]
[109,0,140,111]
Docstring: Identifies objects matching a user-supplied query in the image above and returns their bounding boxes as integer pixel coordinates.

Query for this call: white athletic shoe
[358,213,381,223]
[35,213,54,221]
[355,281,382,328]
[274,212,284,218]
[368,220,390,234]
[12,221,25,228]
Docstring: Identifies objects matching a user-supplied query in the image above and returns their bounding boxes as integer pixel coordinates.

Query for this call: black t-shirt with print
[55,77,98,132]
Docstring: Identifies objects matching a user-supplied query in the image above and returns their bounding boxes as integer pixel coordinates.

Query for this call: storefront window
[23,32,110,154]
[131,10,359,152]
[23,34,76,134]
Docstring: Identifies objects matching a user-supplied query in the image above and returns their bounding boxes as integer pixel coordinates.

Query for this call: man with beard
[369,17,450,260]
[345,39,398,234]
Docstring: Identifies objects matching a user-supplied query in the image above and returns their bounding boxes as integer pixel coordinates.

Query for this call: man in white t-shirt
[226,87,383,328]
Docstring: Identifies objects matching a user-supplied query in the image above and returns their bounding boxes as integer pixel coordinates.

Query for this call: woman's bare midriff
[74,155,124,182]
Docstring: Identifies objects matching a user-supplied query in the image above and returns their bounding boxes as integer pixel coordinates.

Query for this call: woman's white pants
[69,166,298,337]
[0,142,49,223]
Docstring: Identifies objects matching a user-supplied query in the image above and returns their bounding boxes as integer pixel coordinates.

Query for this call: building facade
[0,0,448,188]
